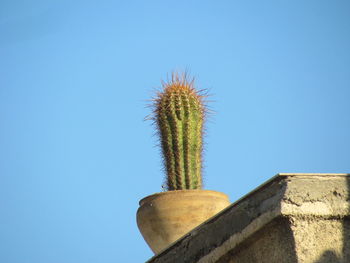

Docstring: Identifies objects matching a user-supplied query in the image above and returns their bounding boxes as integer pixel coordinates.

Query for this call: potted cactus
[137,73,230,254]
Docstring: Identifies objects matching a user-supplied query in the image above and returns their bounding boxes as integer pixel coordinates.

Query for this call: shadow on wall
[314,250,341,263]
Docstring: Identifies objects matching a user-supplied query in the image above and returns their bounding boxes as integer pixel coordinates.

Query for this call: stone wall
[147,174,350,263]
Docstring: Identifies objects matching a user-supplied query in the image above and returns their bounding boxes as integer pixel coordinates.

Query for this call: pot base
[136,190,230,254]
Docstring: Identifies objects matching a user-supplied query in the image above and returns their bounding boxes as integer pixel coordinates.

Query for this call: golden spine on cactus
[153,73,206,190]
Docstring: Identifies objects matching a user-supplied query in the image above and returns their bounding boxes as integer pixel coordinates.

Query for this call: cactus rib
[153,73,205,190]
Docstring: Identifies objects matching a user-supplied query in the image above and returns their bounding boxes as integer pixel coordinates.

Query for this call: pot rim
[139,189,229,206]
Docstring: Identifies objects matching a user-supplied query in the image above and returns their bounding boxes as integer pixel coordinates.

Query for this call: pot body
[136,190,230,254]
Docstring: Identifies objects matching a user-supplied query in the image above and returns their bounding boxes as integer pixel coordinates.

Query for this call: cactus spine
[154,73,205,190]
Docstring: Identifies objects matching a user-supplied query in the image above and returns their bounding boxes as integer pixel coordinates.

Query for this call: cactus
[153,73,206,190]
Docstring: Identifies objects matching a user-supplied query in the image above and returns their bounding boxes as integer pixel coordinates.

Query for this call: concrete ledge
[147,174,350,263]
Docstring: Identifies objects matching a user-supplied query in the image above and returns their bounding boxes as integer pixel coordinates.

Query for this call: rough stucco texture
[216,217,298,263]
[216,217,350,263]
[293,218,350,263]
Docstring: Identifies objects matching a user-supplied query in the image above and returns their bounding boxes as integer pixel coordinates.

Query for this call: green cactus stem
[153,73,206,190]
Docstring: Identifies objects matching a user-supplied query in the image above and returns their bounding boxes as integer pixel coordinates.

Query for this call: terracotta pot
[136,190,230,254]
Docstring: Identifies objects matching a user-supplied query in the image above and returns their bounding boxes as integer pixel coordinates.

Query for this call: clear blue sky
[1,1,349,262]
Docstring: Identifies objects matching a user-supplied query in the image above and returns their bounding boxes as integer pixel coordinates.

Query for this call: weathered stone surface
[146,174,350,263]
[216,217,298,263]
